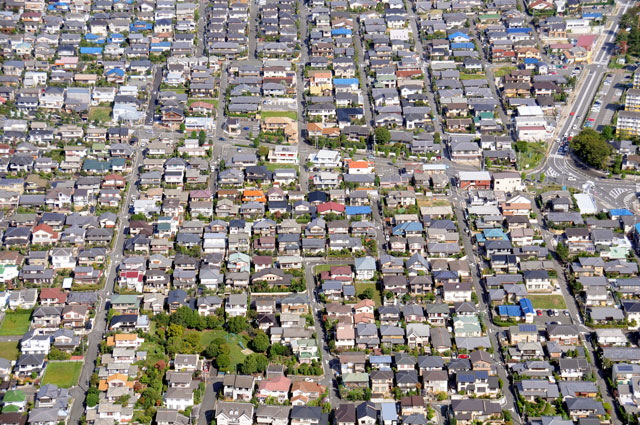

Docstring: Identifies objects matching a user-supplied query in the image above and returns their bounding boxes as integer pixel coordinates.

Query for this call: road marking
[547,168,559,178]
[610,187,629,198]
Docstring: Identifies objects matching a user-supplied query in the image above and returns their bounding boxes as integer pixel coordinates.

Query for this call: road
[352,18,374,126]
[195,1,207,57]
[68,149,143,424]
[452,186,522,425]
[145,67,163,125]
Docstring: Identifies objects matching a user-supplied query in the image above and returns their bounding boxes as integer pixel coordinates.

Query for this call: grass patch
[0,341,19,361]
[355,283,382,306]
[516,141,546,170]
[460,73,486,80]
[314,264,346,274]
[0,311,32,336]
[88,106,112,123]
[528,294,567,309]
[189,330,248,369]
[261,111,298,120]
[493,66,517,77]
[265,163,299,172]
[42,361,82,388]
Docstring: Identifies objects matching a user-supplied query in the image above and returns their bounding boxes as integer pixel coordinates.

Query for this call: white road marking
[610,187,629,198]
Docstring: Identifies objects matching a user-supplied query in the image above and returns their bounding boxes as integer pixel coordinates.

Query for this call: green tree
[253,353,269,372]
[258,145,270,158]
[601,125,614,141]
[374,127,391,145]
[167,323,184,338]
[240,355,257,374]
[360,287,374,300]
[227,316,247,334]
[570,129,612,169]
[556,241,569,263]
[216,353,231,371]
[86,388,100,408]
[250,332,270,353]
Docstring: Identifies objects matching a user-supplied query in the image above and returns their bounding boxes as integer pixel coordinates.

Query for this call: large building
[617,110,640,137]
[625,89,640,112]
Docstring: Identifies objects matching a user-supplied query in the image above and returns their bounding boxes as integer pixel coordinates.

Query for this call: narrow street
[68,150,143,424]
[351,19,373,126]
[145,67,163,125]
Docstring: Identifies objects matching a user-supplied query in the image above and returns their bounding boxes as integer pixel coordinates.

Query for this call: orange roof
[115,334,139,341]
[354,299,375,309]
[99,380,108,391]
[107,373,128,382]
[348,161,370,169]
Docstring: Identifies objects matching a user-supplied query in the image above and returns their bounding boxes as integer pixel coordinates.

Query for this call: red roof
[316,202,345,214]
[33,223,56,236]
[258,375,291,392]
[576,35,596,51]
[40,288,67,303]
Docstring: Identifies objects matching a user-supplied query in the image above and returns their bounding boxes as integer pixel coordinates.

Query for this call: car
[547,309,554,315]
[243,126,250,131]
[237,147,242,152]
[367,154,375,160]
[570,111,575,116]
[219,137,225,141]
[536,309,543,316]
[588,118,595,122]
[564,310,570,316]
[458,354,469,359]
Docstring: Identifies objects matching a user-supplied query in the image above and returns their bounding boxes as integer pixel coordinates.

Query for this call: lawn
[355,283,382,306]
[42,361,83,388]
[0,341,19,361]
[191,330,248,369]
[266,163,299,172]
[493,66,517,77]
[261,111,298,120]
[0,311,32,336]
[528,294,567,310]
[516,142,546,170]
[460,74,486,80]
[88,106,112,123]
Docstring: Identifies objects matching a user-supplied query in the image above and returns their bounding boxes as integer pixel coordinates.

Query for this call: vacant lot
[355,283,382,306]
[0,341,19,361]
[528,295,567,309]
[88,106,112,123]
[261,111,298,120]
[0,311,32,336]
[42,361,83,388]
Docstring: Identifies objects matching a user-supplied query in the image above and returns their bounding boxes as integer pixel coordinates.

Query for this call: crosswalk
[547,168,559,178]
[610,187,629,198]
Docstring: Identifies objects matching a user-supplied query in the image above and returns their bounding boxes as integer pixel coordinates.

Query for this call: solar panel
[519,324,537,332]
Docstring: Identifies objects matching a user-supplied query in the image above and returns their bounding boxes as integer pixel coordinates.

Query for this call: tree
[570,129,612,169]
[228,316,247,334]
[240,355,257,374]
[216,353,231,371]
[86,388,100,408]
[433,132,441,143]
[360,287,374,300]
[556,241,569,263]
[250,332,270,353]
[374,127,391,145]
[253,353,269,372]
[601,125,615,141]
[198,130,206,144]
[258,145,270,158]
[167,323,184,338]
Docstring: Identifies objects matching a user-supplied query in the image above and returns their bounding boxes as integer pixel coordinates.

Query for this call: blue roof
[80,47,103,54]
[524,58,539,64]
[498,305,521,317]
[380,403,397,421]
[583,13,603,19]
[392,221,423,235]
[635,223,640,235]
[519,298,534,315]
[332,28,352,35]
[107,68,125,77]
[610,208,633,217]
[457,373,475,383]
[85,33,103,40]
[448,32,470,40]
[334,78,359,85]
[506,27,532,34]
[345,206,372,215]
[369,355,392,363]
[451,42,475,49]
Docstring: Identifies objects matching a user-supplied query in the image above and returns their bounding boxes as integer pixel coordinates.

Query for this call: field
[42,361,83,388]
[88,106,112,123]
[261,111,298,120]
[355,283,382,306]
[314,264,346,274]
[460,74,486,80]
[528,294,567,309]
[493,66,517,77]
[266,163,299,172]
[0,311,32,336]
[516,142,546,170]
[191,330,248,369]
[0,341,19,361]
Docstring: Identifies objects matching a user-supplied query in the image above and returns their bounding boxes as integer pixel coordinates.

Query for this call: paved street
[67,150,143,424]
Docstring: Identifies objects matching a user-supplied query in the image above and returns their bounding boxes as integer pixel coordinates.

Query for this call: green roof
[479,14,500,20]
[342,372,369,383]
[3,390,26,403]
[2,405,20,413]
[111,294,140,305]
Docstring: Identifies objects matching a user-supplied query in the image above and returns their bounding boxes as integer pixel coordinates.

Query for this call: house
[216,402,254,425]
[223,375,255,401]
[290,406,323,425]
